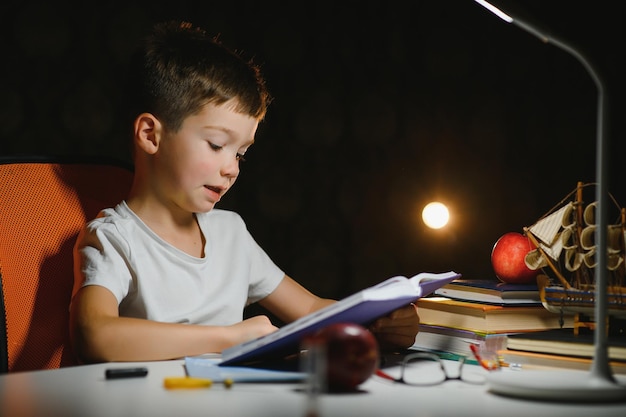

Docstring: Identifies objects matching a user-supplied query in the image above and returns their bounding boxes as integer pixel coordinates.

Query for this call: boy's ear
[133,113,162,154]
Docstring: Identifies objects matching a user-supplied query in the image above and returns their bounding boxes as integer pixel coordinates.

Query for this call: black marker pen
[105,367,149,379]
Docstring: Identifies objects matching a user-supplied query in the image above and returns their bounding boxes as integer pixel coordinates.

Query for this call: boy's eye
[209,141,247,162]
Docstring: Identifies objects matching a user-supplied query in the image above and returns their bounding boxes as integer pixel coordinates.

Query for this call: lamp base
[487,369,626,402]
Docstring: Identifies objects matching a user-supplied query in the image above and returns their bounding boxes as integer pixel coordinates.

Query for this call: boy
[69,21,419,363]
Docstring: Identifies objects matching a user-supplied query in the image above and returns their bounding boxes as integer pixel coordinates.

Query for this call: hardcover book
[412,323,510,358]
[506,328,626,361]
[500,349,626,375]
[434,279,541,305]
[220,271,461,365]
[416,297,574,333]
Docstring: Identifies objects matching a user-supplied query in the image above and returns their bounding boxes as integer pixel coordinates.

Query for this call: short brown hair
[127,21,271,132]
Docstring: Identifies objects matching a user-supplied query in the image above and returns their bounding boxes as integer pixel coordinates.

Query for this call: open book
[220,271,460,365]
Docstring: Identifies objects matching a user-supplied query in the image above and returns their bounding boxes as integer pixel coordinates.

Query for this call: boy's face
[154,99,258,214]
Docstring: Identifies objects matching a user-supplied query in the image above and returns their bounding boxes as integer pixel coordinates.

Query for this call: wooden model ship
[523,182,626,326]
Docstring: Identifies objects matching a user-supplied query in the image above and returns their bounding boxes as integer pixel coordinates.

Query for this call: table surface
[1,356,626,417]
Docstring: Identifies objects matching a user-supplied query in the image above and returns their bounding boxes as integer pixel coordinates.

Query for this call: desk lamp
[473,0,626,401]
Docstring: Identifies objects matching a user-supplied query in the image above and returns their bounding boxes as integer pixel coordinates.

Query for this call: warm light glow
[422,202,450,229]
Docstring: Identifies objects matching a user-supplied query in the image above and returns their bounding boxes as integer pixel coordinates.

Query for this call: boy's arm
[258,275,336,323]
[260,275,420,350]
[69,285,278,363]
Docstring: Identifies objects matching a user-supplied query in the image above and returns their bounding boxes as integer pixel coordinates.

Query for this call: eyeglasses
[376,349,500,386]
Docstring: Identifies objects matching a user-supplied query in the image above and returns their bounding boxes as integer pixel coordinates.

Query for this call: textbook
[220,271,461,365]
[434,279,541,306]
[416,297,574,333]
[412,323,510,358]
[506,328,626,361]
[499,349,626,375]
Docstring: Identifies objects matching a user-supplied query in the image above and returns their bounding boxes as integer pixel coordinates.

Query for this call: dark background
[1,0,624,299]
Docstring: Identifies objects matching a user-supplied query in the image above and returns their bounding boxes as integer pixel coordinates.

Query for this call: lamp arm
[508,14,613,383]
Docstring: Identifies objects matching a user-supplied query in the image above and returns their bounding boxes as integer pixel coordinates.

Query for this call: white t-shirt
[72,201,284,325]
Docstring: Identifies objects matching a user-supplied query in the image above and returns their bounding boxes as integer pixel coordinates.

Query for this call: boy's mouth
[205,185,225,195]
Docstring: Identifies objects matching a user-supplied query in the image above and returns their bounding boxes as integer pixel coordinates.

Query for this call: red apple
[491,232,538,284]
[308,323,379,392]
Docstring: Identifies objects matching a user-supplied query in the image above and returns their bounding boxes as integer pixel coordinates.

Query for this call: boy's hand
[368,304,420,351]
[229,315,279,347]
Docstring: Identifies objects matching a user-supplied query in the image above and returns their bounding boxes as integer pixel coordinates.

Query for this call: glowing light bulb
[422,202,449,229]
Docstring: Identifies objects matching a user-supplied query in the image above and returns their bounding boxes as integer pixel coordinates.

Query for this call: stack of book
[412,279,575,360]
[414,279,626,374]
[501,327,626,374]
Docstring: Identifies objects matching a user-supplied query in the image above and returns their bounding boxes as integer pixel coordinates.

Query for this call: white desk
[1,358,626,417]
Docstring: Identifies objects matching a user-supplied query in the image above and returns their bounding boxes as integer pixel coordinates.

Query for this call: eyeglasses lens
[389,354,489,385]
[400,356,444,385]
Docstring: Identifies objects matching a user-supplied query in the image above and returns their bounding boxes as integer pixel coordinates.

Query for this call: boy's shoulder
[81,203,135,238]
[86,204,123,226]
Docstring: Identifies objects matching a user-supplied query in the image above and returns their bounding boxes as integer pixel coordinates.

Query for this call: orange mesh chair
[0,156,133,373]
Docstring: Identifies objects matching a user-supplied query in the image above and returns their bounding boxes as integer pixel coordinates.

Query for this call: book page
[409,271,462,297]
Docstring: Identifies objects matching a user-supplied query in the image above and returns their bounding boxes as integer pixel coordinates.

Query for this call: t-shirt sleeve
[72,217,134,304]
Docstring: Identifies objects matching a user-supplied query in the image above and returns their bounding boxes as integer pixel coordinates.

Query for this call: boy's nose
[220,156,240,178]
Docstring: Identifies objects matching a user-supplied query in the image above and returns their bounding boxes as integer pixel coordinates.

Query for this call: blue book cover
[434,279,541,305]
[220,271,461,365]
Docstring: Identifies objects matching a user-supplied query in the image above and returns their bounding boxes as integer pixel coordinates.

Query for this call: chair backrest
[0,156,133,373]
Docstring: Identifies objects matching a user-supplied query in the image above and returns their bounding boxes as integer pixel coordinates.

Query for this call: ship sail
[525,202,573,269]
[524,182,626,320]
